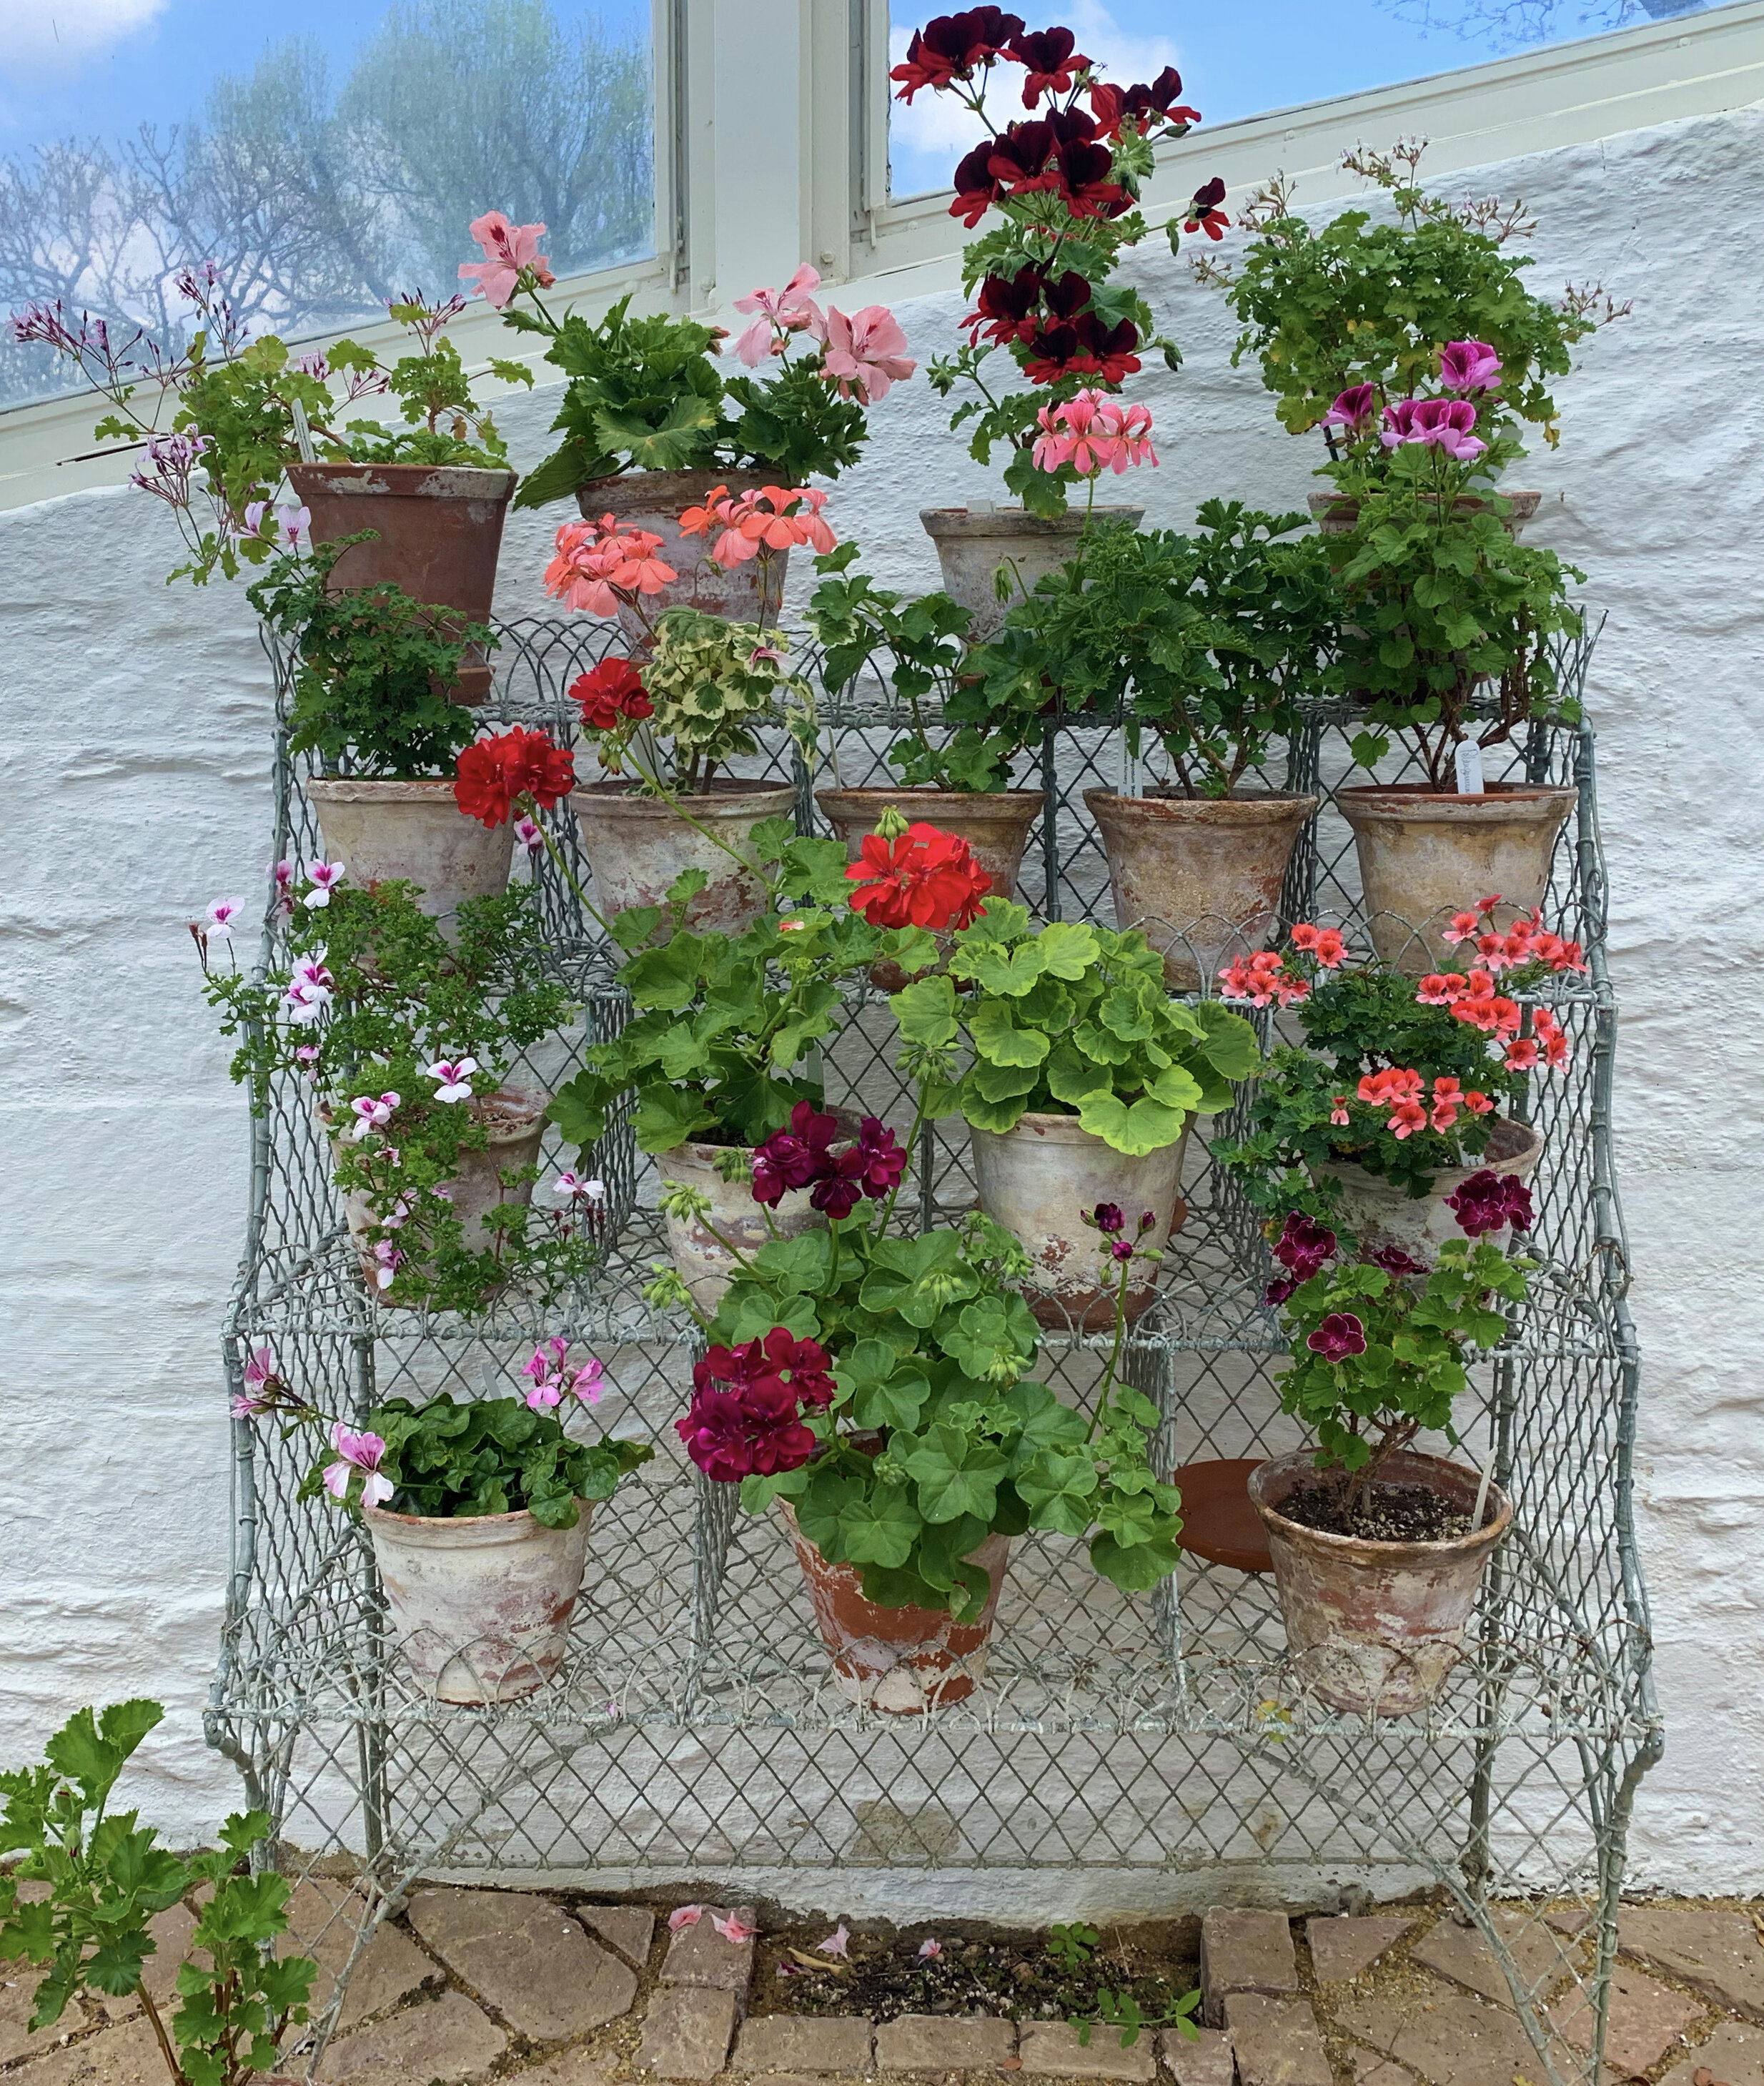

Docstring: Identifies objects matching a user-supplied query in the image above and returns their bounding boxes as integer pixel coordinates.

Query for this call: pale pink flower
[425,1057,479,1103]
[566,1360,603,1407]
[370,1240,404,1292]
[348,1091,400,1141]
[304,861,347,908]
[231,1345,278,1417]
[918,1938,942,1959]
[272,859,295,916]
[730,263,825,367]
[514,816,544,855]
[205,898,244,938]
[668,1905,704,1932]
[820,305,914,404]
[713,1912,758,1944]
[459,211,553,309]
[816,1924,850,1959]
[322,1422,393,1506]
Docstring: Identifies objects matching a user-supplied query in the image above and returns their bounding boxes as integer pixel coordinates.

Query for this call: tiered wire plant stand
[207,613,1660,2085]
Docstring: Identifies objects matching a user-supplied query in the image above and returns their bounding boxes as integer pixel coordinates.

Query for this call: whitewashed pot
[969,1110,1192,1332]
[303,777,514,927]
[365,1499,593,1703]
[657,1135,828,1318]
[919,505,1143,640]
[1336,784,1577,972]
[1249,1449,1512,1717]
[570,780,797,937]
[1317,1116,1544,1264]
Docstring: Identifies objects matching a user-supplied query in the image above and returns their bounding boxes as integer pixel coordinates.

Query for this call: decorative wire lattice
[207,613,1658,2085]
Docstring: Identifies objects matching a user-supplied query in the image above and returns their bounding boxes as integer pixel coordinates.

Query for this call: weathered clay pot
[302,777,514,926]
[969,1112,1191,1331]
[575,468,788,647]
[1249,1449,1512,1717]
[920,505,1144,640]
[656,1135,830,1318]
[570,779,798,936]
[334,1088,547,1297]
[1317,1115,1545,1263]
[286,463,515,703]
[1336,783,1577,972]
[1083,789,1319,992]
[1307,490,1540,538]
[365,1498,593,1703]
[780,1504,1010,1714]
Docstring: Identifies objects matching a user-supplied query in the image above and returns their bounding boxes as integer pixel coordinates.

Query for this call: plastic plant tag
[1454,739,1486,796]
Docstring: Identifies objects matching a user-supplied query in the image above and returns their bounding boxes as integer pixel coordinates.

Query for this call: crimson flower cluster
[1445,1170,1535,1239]
[674,1329,834,1482]
[570,656,654,732]
[750,1102,907,1220]
[845,822,992,931]
[453,726,576,829]
[1086,1201,1158,1262]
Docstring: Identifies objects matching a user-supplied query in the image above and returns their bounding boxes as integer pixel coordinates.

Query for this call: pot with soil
[1083,788,1319,992]
[1307,490,1540,538]
[920,505,1144,641]
[286,463,516,703]
[1248,1448,1512,1716]
[1335,783,1577,972]
[780,1503,1010,1713]
[302,777,514,924]
[576,468,788,646]
[364,1497,593,1702]
[970,1112,1191,1332]
[1317,1116,1544,1264]
[658,1132,838,1318]
[570,778,798,936]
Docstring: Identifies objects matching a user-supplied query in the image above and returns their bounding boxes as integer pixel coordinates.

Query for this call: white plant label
[1455,739,1487,795]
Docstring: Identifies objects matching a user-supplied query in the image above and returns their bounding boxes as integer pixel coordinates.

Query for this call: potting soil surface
[1281,1478,1477,1543]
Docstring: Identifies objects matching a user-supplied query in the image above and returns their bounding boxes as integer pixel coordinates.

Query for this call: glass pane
[0,0,654,410]
[888,0,1735,199]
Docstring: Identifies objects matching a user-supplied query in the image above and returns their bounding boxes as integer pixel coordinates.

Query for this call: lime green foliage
[893,903,1260,1156]
[247,537,489,777]
[962,505,1341,799]
[328,300,530,466]
[300,1393,651,1528]
[1046,1922,1100,1972]
[633,609,818,793]
[1072,1986,1201,2052]
[0,1701,317,2086]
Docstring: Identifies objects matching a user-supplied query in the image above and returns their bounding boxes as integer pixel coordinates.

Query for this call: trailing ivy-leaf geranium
[891,901,1261,1156]
[1214,899,1583,1212]
[898,11,1222,512]
[665,1107,1184,1611]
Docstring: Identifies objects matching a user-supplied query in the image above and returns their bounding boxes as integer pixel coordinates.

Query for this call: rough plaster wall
[1,99,1758,1893]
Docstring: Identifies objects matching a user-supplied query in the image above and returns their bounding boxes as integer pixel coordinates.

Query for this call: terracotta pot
[333,1088,547,1299]
[570,779,798,936]
[365,1497,594,1702]
[780,1504,1010,1714]
[575,468,788,648]
[1249,1448,1512,1717]
[1307,490,1541,538]
[286,463,515,703]
[1082,789,1319,992]
[969,1111,1191,1332]
[302,777,513,926]
[1317,1115,1545,1263]
[919,505,1144,640]
[657,1135,828,1318]
[1335,783,1577,972]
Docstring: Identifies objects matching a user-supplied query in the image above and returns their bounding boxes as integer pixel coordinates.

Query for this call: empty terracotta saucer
[1172,1458,1273,1573]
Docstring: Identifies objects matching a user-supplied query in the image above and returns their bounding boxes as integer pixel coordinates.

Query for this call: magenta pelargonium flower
[1307,1311,1367,1364]
[1320,383,1378,434]
[1440,340,1502,395]
[322,1422,393,1506]
[1272,1211,1337,1280]
[231,1345,279,1418]
[751,1102,843,1205]
[675,1328,834,1483]
[1445,1169,1535,1238]
[348,1090,400,1141]
[524,1335,605,1410]
[1381,397,1487,462]
[303,861,347,908]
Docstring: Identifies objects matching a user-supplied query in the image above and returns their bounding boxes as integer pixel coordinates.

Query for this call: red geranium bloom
[1092,67,1201,139]
[1006,26,1089,105]
[1022,311,1141,385]
[891,7,1025,100]
[962,266,1045,345]
[814,1117,908,1219]
[570,656,653,732]
[674,1381,816,1482]
[986,119,1057,194]
[453,726,576,829]
[751,1101,843,1205]
[845,822,992,931]
[950,139,1006,227]
[1184,176,1229,240]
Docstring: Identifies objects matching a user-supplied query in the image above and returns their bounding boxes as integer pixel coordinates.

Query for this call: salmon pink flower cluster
[543,514,678,618]
[570,656,653,732]
[1439,894,1585,976]
[846,821,994,931]
[1031,390,1156,477]
[750,1103,907,1220]
[452,726,576,829]
[730,263,826,365]
[676,485,837,570]
[1357,1067,1496,1140]
[1217,924,1345,1007]
[674,1329,835,1481]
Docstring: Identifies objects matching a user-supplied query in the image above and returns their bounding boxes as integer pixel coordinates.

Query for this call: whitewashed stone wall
[1,97,1759,1896]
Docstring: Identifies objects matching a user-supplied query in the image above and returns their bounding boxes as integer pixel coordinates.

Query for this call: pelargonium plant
[1264,1204,1533,1524]
[199,850,602,1313]
[460,215,914,506]
[1214,898,1583,1210]
[895,9,1224,512]
[662,1109,1184,1613]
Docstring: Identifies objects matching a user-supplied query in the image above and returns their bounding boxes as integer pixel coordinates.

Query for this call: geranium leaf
[968,999,1050,1067]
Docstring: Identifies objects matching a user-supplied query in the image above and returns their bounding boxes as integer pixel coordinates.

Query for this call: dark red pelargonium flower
[1367,1244,1429,1275]
[674,1381,817,1481]
[1272,1212,1337,1280]
[1091,1202,1125,1236]
[1445,1170,1535,1239]
[1307,1311,1368,1363]
[891,8,1026,100]
[1092,67,1201,139]
[846,822,992,932]
[570,656,653,731]
[823,1117,907,1214]
[962,266,1046,345]
[950,140,1006,227]
[1022,310,1140,383]
[1184,175,1230,240]
[750,1101,843,1205]
[1006,26,1089,105]
[453,726,577,828]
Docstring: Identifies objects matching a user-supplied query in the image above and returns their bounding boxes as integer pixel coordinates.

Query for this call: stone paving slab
[1157,2026,1234,2086]
[1307,1917,1416,1986]
[506,2050,620,2086]
[1548,1961,1705,2077]
[636,1987,742,2080]
[1408,1909,1575,2010]
[92,1902,198,2023]
[1201,1911,1298,2025]
[734,2013,874,2074]
[1618,1907,1764,2024]
[1,1968,94,2066]
[1333,1984,1585,2086]
[1016,2020,1155,2080]
[1351,2058,1417,2086]
[319,1988,507,2083]
[407,1887,638,2040]
[11,2018,164,2086]
[284,1880,436,2031]
[578,1904,658,1967]
[663,1908,760,2000]
[1222,1993,1330,2086]
[873,2014,1017,2071]
[1657,2018,1764,2086]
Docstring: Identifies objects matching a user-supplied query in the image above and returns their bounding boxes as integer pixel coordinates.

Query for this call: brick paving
[1,1889,1760,2086]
